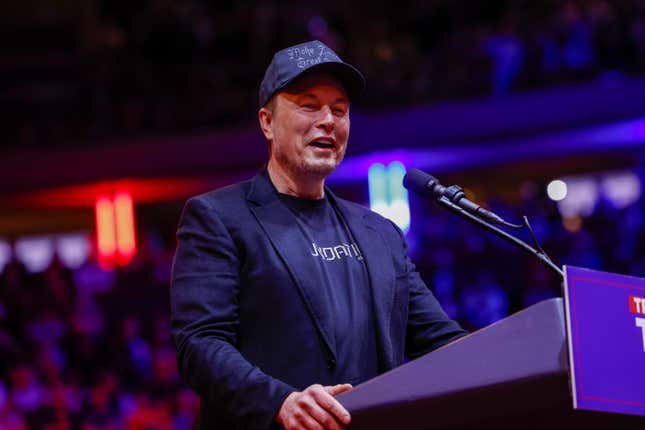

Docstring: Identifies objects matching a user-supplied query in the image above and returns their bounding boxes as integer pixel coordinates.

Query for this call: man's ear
[258,107,274,141]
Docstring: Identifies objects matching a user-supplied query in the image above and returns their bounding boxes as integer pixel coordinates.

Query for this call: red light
[95,195,116,269]
[114,191,136,265]
[94,191,137,268]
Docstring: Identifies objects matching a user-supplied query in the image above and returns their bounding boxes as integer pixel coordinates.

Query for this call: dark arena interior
[1,1,645,429]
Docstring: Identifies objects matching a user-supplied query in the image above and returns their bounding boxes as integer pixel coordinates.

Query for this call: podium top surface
[338,298,568,412]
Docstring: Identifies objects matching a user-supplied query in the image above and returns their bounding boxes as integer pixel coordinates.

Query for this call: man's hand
[276,383,353,430]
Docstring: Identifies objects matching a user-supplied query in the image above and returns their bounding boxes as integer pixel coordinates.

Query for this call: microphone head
[403,168,438,196]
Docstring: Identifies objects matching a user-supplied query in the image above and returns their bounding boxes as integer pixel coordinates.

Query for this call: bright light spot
[95,194,116,270]
[114,191,136,266]
[368,163,387,209]
[15,236,54,273]
[387,162,410,233]
[554,170,641,218]
[369,163,390,221]
[389,201,411,233]
[547,179,567,201]
[387,162,408,201]
[368,162,410,233]
[95,191,137,269]
[0,240,11,274]
[56,233,90,269]
[601,171,641,209]
[557,178,598,217]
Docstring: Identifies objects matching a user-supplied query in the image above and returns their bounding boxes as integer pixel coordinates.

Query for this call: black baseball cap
[258,40,365,108]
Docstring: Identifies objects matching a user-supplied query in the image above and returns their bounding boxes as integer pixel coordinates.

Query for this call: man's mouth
[308,140,335,149]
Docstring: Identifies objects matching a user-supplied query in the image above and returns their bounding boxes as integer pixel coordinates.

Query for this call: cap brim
[266,61,366,106]
[298,61,366,101]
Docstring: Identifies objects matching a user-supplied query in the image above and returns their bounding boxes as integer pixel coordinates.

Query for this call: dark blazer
[170,170,466,430]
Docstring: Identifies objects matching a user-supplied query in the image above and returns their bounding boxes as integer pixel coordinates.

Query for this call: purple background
[565,265,645,417]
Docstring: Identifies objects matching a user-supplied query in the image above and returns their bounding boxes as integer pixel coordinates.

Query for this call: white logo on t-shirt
[310,242,363,261]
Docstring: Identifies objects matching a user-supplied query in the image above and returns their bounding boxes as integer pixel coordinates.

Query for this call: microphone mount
[435,195,564,280]
[402,168,563,280]
[442,184,523,229]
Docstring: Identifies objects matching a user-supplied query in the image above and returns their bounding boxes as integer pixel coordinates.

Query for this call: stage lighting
[547,179,567,201]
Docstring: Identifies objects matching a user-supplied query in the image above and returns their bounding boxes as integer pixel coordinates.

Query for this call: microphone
[403,168,515,227]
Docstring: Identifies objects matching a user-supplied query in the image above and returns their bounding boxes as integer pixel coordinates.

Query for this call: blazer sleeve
[170,196,295,429]
[389,222,468,359]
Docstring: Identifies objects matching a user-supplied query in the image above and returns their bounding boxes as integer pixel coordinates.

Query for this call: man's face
[260,73,350,180]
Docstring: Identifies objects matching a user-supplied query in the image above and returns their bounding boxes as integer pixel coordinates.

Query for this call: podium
[336,298,644,429]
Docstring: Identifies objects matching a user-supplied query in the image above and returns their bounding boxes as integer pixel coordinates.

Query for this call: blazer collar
[247,168,338,359]
[246,166,278,206]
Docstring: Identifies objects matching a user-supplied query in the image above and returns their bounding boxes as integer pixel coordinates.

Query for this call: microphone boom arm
[436,196,564,280]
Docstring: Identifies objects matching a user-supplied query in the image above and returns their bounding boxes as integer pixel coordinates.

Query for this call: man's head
[258,41,365,183]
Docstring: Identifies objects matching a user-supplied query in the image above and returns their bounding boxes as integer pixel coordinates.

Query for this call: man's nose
[316,106,335,131]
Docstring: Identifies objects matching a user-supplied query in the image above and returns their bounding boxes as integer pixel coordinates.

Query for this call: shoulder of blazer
[178,178,257,226]
[193,179,253,207]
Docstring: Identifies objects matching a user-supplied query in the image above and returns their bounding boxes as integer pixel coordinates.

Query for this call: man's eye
[303,104,317,109]
[333,108,347,116]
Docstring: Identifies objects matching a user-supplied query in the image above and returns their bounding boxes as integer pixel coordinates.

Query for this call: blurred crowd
[408,181,645,331]
[1,176,644,428]
[6,0,645,150]
[0,240,198,430]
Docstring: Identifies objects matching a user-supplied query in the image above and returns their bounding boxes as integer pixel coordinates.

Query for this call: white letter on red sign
[636,318,645,352]
[635,297,643,314]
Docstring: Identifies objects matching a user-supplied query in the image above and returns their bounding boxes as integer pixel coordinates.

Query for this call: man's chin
[302,159,340,177]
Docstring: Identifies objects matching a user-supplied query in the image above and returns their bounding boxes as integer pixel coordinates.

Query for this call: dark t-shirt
[279,193,379,385]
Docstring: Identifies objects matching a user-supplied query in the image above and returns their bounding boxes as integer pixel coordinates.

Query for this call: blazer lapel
[329,193,396,370]
[247,171,337,361]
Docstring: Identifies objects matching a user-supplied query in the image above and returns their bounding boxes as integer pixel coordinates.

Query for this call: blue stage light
[368,161,410,233]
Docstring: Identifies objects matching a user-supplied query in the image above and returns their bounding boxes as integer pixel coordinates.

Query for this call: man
[170,40,466,430]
